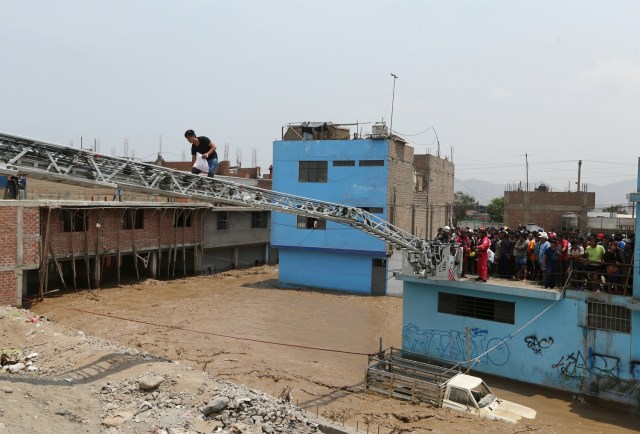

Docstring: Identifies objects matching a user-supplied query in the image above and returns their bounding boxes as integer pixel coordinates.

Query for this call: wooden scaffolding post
[182,210,188,277]
[132,208,140,282]
[84,210,91,290]
[200,208,205,275]
[118,209,125,285]
[157,209,162,279]
[168,209,175,277]
[172,209,178,278]
[48,243,67,291]
[70,212,77,291]
[38,207,52,299]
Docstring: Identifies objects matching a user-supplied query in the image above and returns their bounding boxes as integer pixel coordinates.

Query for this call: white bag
[193,153,209,173]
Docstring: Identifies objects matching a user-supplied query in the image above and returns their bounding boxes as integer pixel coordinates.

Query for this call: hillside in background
[454,178,636,208]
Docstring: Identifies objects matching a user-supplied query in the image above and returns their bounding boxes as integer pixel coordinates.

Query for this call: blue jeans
[192,158,219,177]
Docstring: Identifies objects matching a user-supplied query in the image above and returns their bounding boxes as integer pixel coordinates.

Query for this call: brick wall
[414,154,455,238]
[46,207,204,256]
[388,140,418,236]
[0,271,15,305]
[504,191,596,232]
[0,205,41,306]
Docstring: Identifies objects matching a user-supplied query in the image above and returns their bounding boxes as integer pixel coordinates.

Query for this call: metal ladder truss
[0,131,460,279]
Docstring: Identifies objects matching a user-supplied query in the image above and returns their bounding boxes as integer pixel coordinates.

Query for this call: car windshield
[471,382,495,408]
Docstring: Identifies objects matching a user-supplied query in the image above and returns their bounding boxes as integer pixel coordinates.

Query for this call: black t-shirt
[191,136,218,160]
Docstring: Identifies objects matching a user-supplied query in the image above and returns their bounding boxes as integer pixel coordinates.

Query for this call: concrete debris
[138,375,166,390]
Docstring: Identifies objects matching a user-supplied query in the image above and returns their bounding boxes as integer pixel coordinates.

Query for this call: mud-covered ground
[2,265,637,433]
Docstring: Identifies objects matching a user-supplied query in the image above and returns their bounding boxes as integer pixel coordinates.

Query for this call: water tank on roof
[561,212,579,232]
[371,122,388,138]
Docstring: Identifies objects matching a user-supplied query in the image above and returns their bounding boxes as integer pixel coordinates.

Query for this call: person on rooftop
[475,227,491,283]
[585,236,605,292]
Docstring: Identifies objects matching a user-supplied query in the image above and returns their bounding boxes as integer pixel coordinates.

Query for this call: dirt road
[30,265,639,433]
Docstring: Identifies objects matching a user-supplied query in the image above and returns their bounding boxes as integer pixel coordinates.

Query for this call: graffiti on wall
[551,350,640,396]
[524,335,554,356]
[402,323,510,366]
[552,349,620,379]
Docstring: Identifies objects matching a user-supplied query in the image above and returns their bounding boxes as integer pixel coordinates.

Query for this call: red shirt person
[475,227,491,282]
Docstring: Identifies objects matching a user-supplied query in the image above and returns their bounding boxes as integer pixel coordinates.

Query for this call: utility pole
[390,73,398,138]
[577,160,582,192]
[525,153,529,191]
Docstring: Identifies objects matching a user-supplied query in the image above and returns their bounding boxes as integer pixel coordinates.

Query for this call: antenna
[251,148,257,168]
[390,73,398,137]
[111,147,115,157]
[159,134,163,157]
[124,139,129,158]
[224,142,229,161]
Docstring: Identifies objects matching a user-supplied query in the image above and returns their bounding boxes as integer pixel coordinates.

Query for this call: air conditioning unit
[371,122,388,137]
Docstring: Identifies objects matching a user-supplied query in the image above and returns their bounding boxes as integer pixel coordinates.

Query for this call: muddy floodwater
[33,266,639,433]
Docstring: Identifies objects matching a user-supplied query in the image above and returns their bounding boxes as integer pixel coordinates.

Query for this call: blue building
[272,123,391,295]
[271,122,455,295]
[400,159,640,408]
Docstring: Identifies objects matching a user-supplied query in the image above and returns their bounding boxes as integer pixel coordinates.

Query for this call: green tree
[486,196,505,223]
[602,204,627,214]
[453,191,479,225]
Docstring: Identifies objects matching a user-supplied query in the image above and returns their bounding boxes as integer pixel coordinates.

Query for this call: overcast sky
[2,1,639,189]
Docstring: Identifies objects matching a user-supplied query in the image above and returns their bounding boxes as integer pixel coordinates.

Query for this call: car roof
[447,374,483,390]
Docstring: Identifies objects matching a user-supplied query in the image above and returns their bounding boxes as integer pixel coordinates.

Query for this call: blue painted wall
[271,139,388,294]
[278,248,376,292]
[401,279,639,406]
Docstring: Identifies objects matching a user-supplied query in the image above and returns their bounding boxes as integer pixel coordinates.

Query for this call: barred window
[333,160,355,166]
[587,301,631,333]
[438,292,515,324]
[296,216,326,230]
[217,211,229,230]
[299,161,328,183]
[251,211,268,229]
[359,160,384,167]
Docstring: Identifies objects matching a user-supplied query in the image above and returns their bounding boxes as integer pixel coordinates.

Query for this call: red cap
[597,233,604,240]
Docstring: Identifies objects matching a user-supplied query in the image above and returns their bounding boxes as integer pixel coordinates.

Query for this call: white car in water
[442,374,537,423]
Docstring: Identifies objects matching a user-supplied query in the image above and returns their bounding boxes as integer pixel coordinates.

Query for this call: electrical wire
[36,304,372,357]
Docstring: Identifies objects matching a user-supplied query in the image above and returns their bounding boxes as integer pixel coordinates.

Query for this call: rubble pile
[0,306,327,433]
[94,373,323,433]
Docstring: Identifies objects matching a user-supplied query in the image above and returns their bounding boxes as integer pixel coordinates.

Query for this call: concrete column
[15,270,25,308]
[193,247,202,274]
[265,243,270,265]
[93,258,101,287]
[150,252,159,279]
[233,246,239,269]
[16,206,24,306]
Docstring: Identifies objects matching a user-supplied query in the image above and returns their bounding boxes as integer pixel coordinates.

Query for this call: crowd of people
[433,225,634,295]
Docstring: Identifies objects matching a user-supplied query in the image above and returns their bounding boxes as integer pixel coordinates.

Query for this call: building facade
[272,125,454,295]
[399,164,640,408]
[504,190,595,232]
[0,201,276,307]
